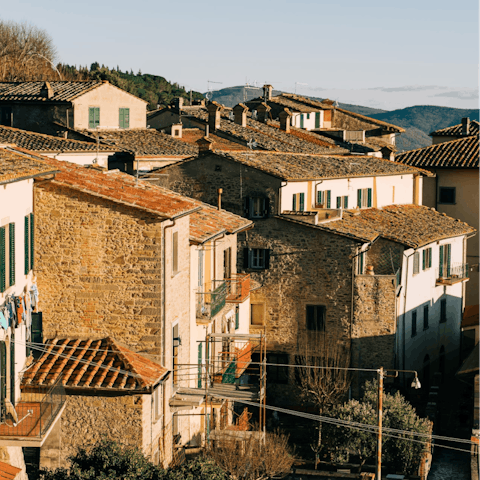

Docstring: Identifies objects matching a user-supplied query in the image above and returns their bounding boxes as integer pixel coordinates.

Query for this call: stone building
[156,148,475,399]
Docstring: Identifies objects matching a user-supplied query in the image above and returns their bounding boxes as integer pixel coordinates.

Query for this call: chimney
[40,81,54,99]
[171,123,182,138]
[462,117,470,136]
[196,136,214,153]
[172,97,184,112]
[256,102,271,123]
[263,84,273,101]
[279,108,292,132]
[217,188,223,210]
[207,101,222,131]
[233,103,248,127]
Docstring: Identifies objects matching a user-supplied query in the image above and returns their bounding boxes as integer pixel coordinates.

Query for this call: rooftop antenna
[243,80,261,102]
[295,82,308,94]
[207,80,223,101]
[247,138,258,149]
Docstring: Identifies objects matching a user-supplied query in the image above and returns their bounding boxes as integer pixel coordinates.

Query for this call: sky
[2,0,479,109]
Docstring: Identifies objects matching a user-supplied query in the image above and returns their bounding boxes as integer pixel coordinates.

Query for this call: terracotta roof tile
[22,338,169,391]
[0,461,21,480]
[430,120,479,137]
[179,128,248,151]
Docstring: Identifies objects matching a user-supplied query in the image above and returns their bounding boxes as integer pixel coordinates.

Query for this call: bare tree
[295,334,352,467]
[0,21,58,81]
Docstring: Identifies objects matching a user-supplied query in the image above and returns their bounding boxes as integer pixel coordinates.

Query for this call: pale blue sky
[2,0,478,104]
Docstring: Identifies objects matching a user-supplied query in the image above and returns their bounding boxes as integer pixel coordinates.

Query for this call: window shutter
[31,312,43,359]
[119,108,123,128]
[439,245,444,277]
[317,190,322,205]
[8,223,14,287]
[292,194,297,211]
[95,108,100,128]
[235,308,239,329]
[326,190,331,208]
[428,248,432,268]
[30,213,34,270]
[243,248,250,269]
[357,189,362,208]
[336,197,341,208]
[315,112,320,128]
[0,227,5,293]
[264,249,270,269]
[24,216,29,275]
[306,306,314,330]
[344,196,348,209]
[89,108,94,128]
[263,197,270,217]
[299,193,305,211]
[446,244,451,277]
[125,108,130,128]
[422,250,426,270]
[367,188,372,207]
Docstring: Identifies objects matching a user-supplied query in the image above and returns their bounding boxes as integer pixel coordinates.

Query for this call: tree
[207,429,294,480]
[323,380,432,475]
[295,335,352,465]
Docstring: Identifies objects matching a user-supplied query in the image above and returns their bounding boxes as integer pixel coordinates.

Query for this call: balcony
[0,375,66,447]
[196,281,227,322]
[226,274,251,303]
[436,263,469,286]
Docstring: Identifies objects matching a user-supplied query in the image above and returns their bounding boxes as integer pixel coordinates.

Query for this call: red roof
[22,337,168,391]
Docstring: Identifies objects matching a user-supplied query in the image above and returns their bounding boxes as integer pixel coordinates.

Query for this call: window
[357,251,365,275]
[422,248,432,270]
[357,188,372,208]
[24,214,33,274]
[411,310,417,337]
[306,113,310,120]
[336,196,349,209]
[0,223,15,292]
[306,305,326,332]
[244,197,269,219]
[316,190,331,208]
[423,305,429,330]
[315,112,321,128]
[267,353,289,384]
[223,248,231,280]
[413,252,420,275]
[153,384,163,421]
[119,108,130,129]
[292,193,305,212]
[439,244,451,278]
[438,187,456,205]
[243,248,270,270]
[300,114,304,128]
[88,107,100,129]
[440,298,447,323]
[172,231,178,274]
[251,303,264,326]
[0,107,12,127]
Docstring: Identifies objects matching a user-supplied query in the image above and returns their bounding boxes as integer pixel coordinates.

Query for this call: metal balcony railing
[436,263,469,286]
[226,274,250,303]
[0,375,65,440]
[196,281,227,321]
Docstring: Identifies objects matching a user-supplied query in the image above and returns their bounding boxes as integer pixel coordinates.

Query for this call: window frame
[413,252,420,275]
[244,248,270,270]
[250,303,265,326]
[244,196,269,219]
[423,305,429,330]
[316,190,331,208]
[357,188,372,208]
[306,305,326,332]
[336,195,349,209]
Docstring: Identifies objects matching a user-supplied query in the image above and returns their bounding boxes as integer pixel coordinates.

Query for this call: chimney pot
[263,84,273,101]
[256,102,271,123]
[217,188,223,210]
[170,123,182,138]
[461,117,470,136]
[233,103,248,127]
[279,108,292,132]
[41,81,54,99]
[207,101,222,131]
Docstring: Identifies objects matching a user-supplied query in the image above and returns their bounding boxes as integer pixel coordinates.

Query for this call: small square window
[306,305,326,332]
[244,197,269,219]
[244,248,270,270]
[438,187,456,204]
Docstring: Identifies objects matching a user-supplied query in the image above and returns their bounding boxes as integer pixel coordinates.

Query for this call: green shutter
[300,114,304,128]
[9,223,14,287]
[30,213,34,270]
[124,108,130,128]
[317,191,322,205]
[446,244,451,277]
[428,248,432,268]
[422,250,426,271]
[367,188,372,207]
[336,197,341,208]
[0,227,5,292]
[326,190,331,208]
[439,245,444,277]
[357,189,362,208]
[119,108,124,128]
[197,343,202,388]
[24,216,29,275]
[315,112,320,128]
[344,196,348,209]
[235,308,239,329]
[299,193,305,211]
[89,107,94,128]
[292,194,296,211]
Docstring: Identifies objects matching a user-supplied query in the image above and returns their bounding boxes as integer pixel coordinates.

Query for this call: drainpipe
[401,249,416,385]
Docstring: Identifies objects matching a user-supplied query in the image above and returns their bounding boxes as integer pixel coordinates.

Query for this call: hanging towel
[0,311,7,330]
[15,297,24,325]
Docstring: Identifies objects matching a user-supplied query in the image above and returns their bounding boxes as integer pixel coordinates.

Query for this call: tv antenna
[294,82,308,94]
[247,138,258,149]
[206,80,223,101]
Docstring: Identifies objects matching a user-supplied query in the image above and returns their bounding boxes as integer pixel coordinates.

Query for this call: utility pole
[376,367,383,480]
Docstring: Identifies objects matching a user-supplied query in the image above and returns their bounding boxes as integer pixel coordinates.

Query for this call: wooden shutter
[124,108,130,128]
[315,112,320,128]
[428,248,432,268]
[367,188,372,207]
[31,312,43,359]
[439,245,444,277]
[446,244,451,277]
[24,216,29,275]
[172,232,178,273]
[89,107,95,128]
[326,190,331,208]
[264,249,270,269]
[119,108,124,128]
[0,227,5,292]
[317,190,322,205]
[344,196,348,209]
[299,193,305,211]
[30,213,34,270]
[8,223,14,287]
[300,114,304,128]
[235,308,239,329]
[357,189,362,208]
[422,250,426,270]
[336,197,341,208]
[292,194,297,211]
[10,335,14,404]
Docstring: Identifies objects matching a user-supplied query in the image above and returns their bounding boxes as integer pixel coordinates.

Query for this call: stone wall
[10,103,69,136]
[366,239,404,276]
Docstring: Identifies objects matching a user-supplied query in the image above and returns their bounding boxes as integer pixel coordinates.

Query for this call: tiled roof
[0,461,21,480]
[0,147,59,184]
[430,120,479,137]
[0,81,104,102]
[179,128,248,151]
[79,129,197,156]
[209,151,429,181]
[396,135,479,169]
[308,205,475,247]
[22,337,168,391]
[0,125,119,153]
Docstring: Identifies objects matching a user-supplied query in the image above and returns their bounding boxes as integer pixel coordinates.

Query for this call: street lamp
[377,367,421,480]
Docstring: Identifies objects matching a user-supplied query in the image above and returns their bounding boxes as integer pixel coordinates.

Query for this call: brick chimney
[256,102,271,123]
[40,81,54,99]
[233,103,248,127]
[197,136,214,152]
[279,108,292,132]
[462,117,470,136]
[207,101,222,131]
[263,84,273,101]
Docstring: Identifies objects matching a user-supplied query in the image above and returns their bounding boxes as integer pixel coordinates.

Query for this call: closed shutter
[357,189,362,208]
[9,223,14,287]
[446,244,451,277]
[299,193,305,211]
[0,227,5,292]
[89,107,95,128]
[197,343,202,388]
[235,308,239,329]
[428,248,432,268]
[300,114,304,128]
[317,190,323,205]
[24,216,29,275]
[326,190,331,208]
[439,245,444,277]
[292,194,297,211]
[344,196,348,209]
[10,334,14,404]
[30,213,34,270]
[31,312,43,359]
[243,248,250,269]
[336,197,341,208]
[0,342,6,421]
[264,249,270,269]
[315,112,320,128]
[367,188,372,207]
[422,250,426,270]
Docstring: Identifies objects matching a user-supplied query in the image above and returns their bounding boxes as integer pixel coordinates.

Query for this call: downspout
[401,249,416,385]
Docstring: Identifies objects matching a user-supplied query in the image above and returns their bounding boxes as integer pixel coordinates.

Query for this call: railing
[0,375,65,439]
[226,274,250,303]
[213,342,253,384]
[196,281,227,320]
[436,263,469,285]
